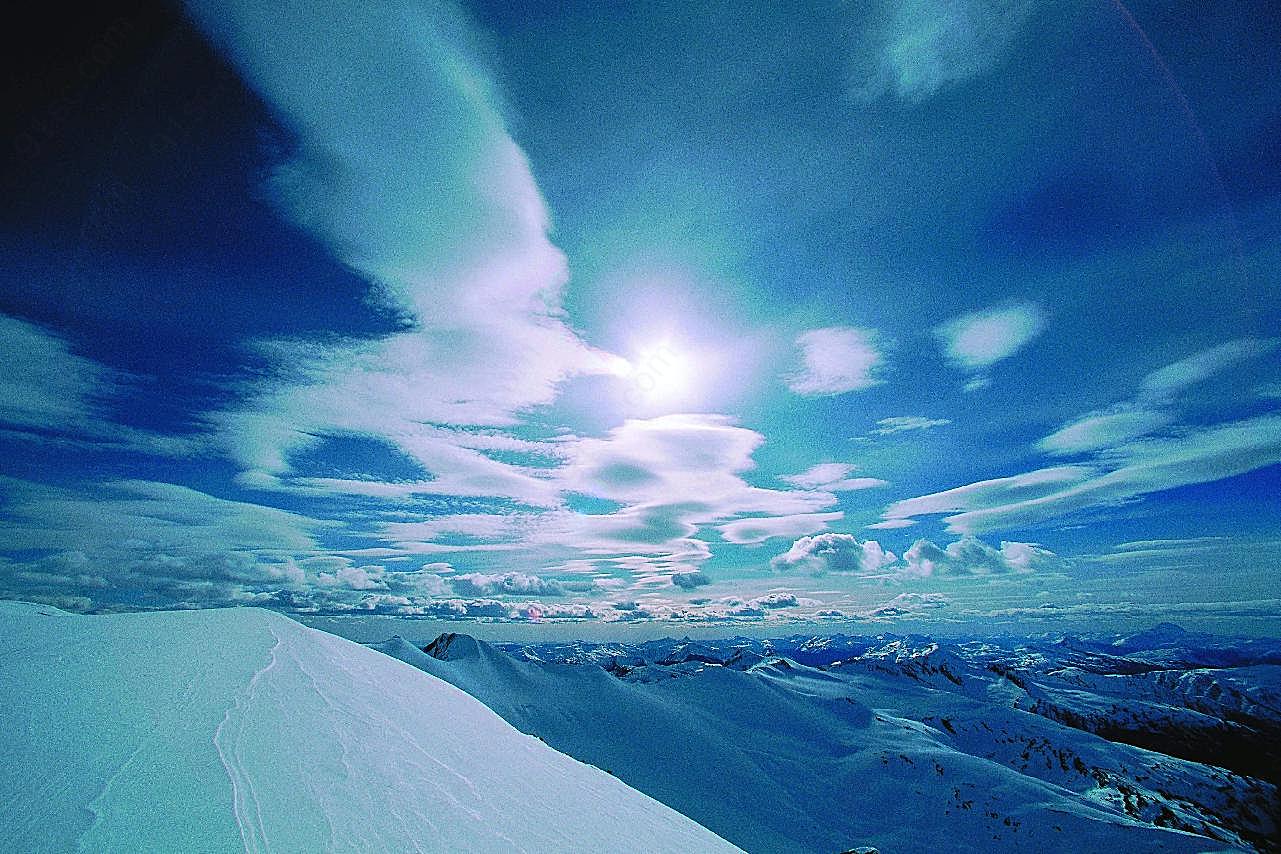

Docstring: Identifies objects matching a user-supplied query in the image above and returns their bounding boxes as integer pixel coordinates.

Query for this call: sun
[625,341,693,406]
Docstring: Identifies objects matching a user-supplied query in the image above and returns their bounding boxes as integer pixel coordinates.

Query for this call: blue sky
[1,0,1279,631]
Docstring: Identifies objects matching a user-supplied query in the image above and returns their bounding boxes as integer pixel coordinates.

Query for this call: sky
[1,0,1279,634]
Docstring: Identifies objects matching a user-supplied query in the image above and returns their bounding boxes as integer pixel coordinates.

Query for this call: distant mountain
[0,603,739,852]
[393,627,1281,854]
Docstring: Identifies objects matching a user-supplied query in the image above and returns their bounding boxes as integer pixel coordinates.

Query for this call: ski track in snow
[214,622,282,854]
[210,621,528,853]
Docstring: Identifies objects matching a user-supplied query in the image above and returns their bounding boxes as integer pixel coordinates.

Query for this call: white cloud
[309,562,450,597]
[787,327,885,395]
[510,602,597,621]
[718,512,844,545]
[782,463,853,490]
[0,315,117,433]
[935,303,1045,376]
[771,533,898,575]
[869,591,950,617]
[770,531,1064,581]
[866,518,918,530]
[873,416,951,435]
[0,477,334,607]
[901,537,1064,577]
[850,0,1034,103]
[912,414,1281,534]
[1038,408,1172,456]
[744,592,805,610]
[880,465,1092,525]
[183,0,628,489]
[314,565,385,591]
[533,415,836,562]
[780,463,888,492]
[1037,336,1277,458]
[450,572,565,597]
[1139,338,1278,402]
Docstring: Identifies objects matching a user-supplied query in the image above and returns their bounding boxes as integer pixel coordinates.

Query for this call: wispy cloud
[718,512,844,545]
[1038,407,1173,456]
[872,416,951,435]
[0,314,198,456]
[787,327,885,395]
[0,315,117,433]
[934,303,1045,386]
[850,0,1034,103]
[892,414,1281,534]
[183,0,626,489]
[780,463,888,492]
[0,476,330,609]
[1138,338,1278,402]
[1038,337,1277,456]
[881,465,1093,525]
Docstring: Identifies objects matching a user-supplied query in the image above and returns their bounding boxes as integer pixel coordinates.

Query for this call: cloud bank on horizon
[0,0,1279,628]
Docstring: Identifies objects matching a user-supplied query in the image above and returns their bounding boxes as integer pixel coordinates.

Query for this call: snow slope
[375,632,1255,854]
[0,603,740,853]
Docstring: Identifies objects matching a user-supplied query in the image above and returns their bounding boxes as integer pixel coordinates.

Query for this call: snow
[376,632,1264,854]
[0,605,740,853]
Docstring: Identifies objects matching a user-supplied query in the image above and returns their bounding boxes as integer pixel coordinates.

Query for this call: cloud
[314,565,385,591]
[959,598,1281,624]
[780,463,888,492]
[1138,338,1278,402]
[850,0,1034,103]
[450,571,566,597]
[0,477,323,557]
[787,327,885,395]
[866,518,918,530]
[901,537,1065,577]
[0,315,118,433]
[880,465,1092,525]
[934,303,1044,386]
[894,415,1281,535]
[872,416,951,435]
[671,570,711,590]
[747,592,801,609]
[771,533,898,575]
[183,0,627,489]
[509,414,839,566]
[0,314,199,457]
[510,602,597,621]
[1038,407,1172,456]
[308,560,450,596]
[869,591,950,617]
[0,477,336,608]
[718,512,844,545]
[769,531,1064,581]
[1037,337,1277,456]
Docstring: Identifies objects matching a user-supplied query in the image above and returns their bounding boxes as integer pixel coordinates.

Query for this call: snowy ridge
[0,605,740,853]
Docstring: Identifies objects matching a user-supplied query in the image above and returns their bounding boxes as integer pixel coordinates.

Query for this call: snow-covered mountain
[379,627,1281,854]
[0,602,740,853]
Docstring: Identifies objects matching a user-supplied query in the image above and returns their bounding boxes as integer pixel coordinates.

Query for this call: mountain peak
[424,632,487,661]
